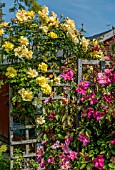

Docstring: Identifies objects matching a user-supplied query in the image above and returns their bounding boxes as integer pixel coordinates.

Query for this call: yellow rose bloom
[36,76,47,86]
[48,32,57,39]
[23,49,33,59]
[0,22,9,28]
[19,36,29,46]
[39,6,49,15]
[2,41,14,52]
[27,68,38,78]
[36,116,45,124]
[0,29,4,36]
[14,46,24,58]
[6,67,17,78]
[18,88,33,101]
[92,39,98,46]
[39,26,49,34]
[27,11,35,19]
[0,145,7,152]
[81,37,90,51]
[41,83,52,95]
[38,62,48,72]
[16,10,28,22]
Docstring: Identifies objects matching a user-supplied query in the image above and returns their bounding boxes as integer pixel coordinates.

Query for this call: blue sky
[2,0,115,36]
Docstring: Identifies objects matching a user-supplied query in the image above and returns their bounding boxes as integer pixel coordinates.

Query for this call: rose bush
[0,5,114,170]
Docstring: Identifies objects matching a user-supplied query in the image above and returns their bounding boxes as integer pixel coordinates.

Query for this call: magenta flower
[68,150,77,160]
[40,160,46,168]
[97,73,111,85]
[51,140,60,149]
[59,153,69,162]
[44,96,53,104]
[86,92,97,104]
[104,55,110,60]
[102,93,113,103]
[36,146,44,158]
[92,155,104,170]
[111,73,115,83]
[110,138,115,145]
[60,161,71,170]
[92,45,99,51]
[104,68,113,74]
[65,137,73,146]
[48,111,56,119]
[61,144,70,154]
[48,157,55,164]
[87,107,94,118]
[76,85,86,95]
[61,68,74,81]
[93,111,104,121]
[78,133,90,146]
[80,79,90,89]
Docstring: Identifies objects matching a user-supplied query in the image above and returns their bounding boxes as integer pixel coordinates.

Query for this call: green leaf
[108,163,115,169]
[86,129,91,138]
[56,114,60,121]
[86,165,92,170]
[80,164,86,169]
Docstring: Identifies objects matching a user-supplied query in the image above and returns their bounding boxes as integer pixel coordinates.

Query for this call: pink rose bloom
[87,107,94,118]
[80,79,90,90]
[104,68,113,74]
[92,155,104,170]
[93,111,104,121]
[51,140,60,149]
[78,133,90,146]
[86,92,98,104]
[111,74,115,83]
[36,146,44,158]
[104,55,110,60]
[61,68,74,81]
[60,161,71,170]
[48,157,55,164]
[76,85,86,95]
[62,144,70,154]
[68,150,77,160]
[110,138,115,145]
[44,96,52,104]
[65,137,73,146]
[97,73,111,85]
[40,160,46,168]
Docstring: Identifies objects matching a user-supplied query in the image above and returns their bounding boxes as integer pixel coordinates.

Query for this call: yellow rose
[0,22,9,28]
[19,36,29,46]
[27,11,35,19]
[0,29,4,36]
[16,10,28,22]
[36,76,47,86]
[6,67,17,78]
[18,88,33,101]
[0,145,7,152]
[36,116,45,124]
[48,32,57,39]
[27,68,38,78]
[2,41,14,52]
[14,46,24,58]
[23,49,33,59]
[41,83,52,95]
[38,62,48,72]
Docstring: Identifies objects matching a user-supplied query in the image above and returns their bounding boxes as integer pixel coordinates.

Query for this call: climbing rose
[92,155,104,170]
[78,133,90,146]
[61,68,74,81]
[110,138,115,145]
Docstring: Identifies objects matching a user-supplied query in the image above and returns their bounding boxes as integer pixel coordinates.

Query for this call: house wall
[0,76,9,143]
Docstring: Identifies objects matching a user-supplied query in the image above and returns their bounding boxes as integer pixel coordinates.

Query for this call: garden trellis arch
[0,58,112,169]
